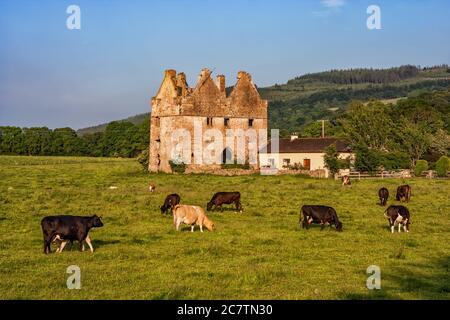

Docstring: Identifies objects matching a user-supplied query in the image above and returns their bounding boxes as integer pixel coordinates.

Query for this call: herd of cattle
[40,183,413,254]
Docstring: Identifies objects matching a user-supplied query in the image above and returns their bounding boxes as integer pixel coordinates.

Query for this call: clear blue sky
[1,0,449,129]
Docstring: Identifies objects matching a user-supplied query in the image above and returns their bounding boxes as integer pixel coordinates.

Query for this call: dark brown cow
[207,192,242,212]
[341,176,351,186]
[160,193,181,214]
[378,187,389,206]
[384,205,410,233]
[396,185,412,202]
[301,205,343,231]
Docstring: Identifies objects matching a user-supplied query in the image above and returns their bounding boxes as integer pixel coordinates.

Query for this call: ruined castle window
[224,118,230,127]
[206,117,213,126]
[248,119,254,127]
[155,117,160,126]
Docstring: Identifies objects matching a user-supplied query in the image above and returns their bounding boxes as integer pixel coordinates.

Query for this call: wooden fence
[337,170,450,180]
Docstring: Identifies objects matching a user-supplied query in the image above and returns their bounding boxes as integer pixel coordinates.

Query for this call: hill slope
[77,113,149,136]
[77,65,450,135]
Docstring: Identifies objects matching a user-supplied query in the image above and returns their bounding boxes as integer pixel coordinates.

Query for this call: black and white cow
[384,205,410,233]
[41,215,103,254]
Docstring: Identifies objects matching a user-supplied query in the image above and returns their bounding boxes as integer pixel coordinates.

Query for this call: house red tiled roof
[260,137,351,153]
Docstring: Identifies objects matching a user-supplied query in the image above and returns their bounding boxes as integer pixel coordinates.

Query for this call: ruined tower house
[149,68,268,173]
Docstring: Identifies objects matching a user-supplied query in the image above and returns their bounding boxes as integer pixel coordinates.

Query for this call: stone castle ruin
[149,68,268,173]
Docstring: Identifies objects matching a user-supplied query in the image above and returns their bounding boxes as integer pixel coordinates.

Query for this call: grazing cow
[160,193,181,214]
[341,175,351,186]
[172,205,215,232]
[384,205,410,233]
[301,205,343,231]
[149,183,156,192]
[41,215,104,254]
[378,187,389,206]
[207,192,243,212]
[396,185,412,202]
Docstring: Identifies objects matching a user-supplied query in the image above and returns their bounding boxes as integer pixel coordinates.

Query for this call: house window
[283,159,290,167]
[206,117,213,126]
[224,118,230,127]
[248,119,254,127]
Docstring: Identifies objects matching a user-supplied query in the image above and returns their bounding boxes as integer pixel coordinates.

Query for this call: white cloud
[321,0,346,8]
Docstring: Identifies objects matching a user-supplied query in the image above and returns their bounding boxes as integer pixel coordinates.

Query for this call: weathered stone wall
[149,68,268,173]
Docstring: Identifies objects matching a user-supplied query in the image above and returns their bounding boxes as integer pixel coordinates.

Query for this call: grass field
[0,156,449,300]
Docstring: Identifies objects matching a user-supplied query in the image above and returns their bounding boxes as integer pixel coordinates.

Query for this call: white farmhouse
[259,136,354,178]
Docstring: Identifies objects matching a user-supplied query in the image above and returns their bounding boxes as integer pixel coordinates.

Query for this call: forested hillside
[75,65,450,136]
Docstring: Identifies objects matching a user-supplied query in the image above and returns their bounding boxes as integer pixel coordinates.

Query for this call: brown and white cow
[384,205,410,233]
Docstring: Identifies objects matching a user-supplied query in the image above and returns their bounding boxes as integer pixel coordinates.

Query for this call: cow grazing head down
[206,201,213,211]
[335,220,343,232]
[204,217,216,232]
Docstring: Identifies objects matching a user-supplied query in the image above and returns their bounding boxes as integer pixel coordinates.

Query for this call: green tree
[395,117,433,167]
[323,144,340,177]
[340,101,395,150]
[435,156,450,177]
[0,126,25,154]
[430,129,450,156]
[414,160,429,176]
[354,145,381,172]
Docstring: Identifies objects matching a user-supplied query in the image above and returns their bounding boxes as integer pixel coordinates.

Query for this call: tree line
[289,65,430,85]
[321,88,450,173]
[0,119,149,158]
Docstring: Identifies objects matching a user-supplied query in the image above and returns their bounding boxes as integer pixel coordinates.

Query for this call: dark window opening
[249,119,254,127]
[222,148,233,164]
[224,118,230,126]
[207,117,213,126]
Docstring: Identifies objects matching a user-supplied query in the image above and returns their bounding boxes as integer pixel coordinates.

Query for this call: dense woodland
[1,66,449,172]
[0,120,149,158]
[289,65,423,85]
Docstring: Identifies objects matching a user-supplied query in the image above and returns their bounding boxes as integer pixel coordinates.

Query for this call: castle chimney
[216,75,225,93]
[237,71,251,81]
[165,69,176,79]
[176,72,188,96]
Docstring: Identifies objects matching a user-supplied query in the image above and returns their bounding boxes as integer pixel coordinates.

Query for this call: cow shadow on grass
[207,207,243,213]
[339,256,450,300]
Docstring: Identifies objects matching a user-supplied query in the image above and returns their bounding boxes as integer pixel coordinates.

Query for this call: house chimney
[216,75,225,93]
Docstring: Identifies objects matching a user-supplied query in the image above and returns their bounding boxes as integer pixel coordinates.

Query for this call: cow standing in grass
[378,187,389,206]
[341,176,351,186]
[41,215,103,254]
[384,205,410,233]
[207,192,243,212]
[301,205,343,231]
[172,205,215,232]
[396,185,411,202]
[160,193,181,214]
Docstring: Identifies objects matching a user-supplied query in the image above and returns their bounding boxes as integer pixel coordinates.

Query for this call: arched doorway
[222,147,233,164]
